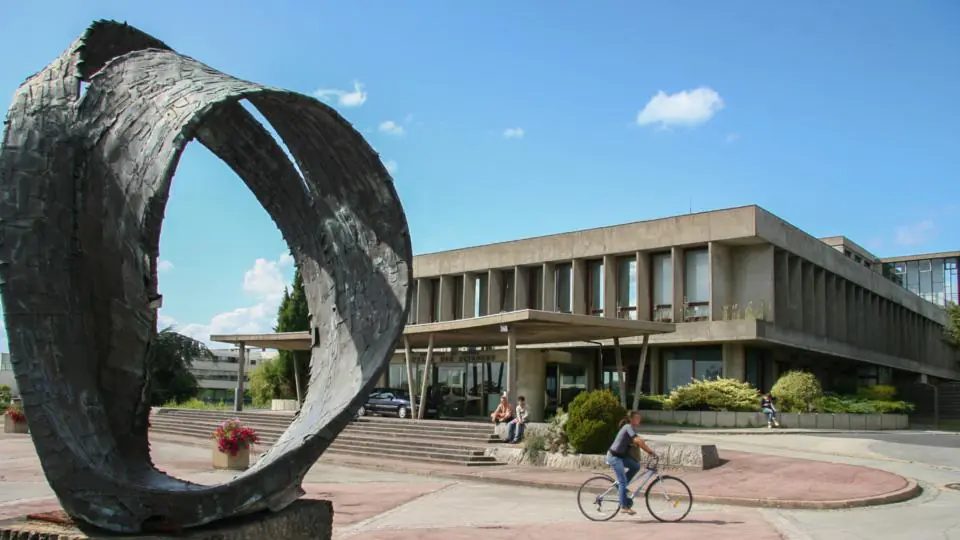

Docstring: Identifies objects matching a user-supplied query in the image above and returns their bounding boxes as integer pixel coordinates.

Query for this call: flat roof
[880,250,960,263]
[210,309,676,351]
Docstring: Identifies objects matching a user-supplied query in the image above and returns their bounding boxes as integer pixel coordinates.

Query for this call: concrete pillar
[801,262,815,333]
[234,343,247,412]
[814,268,827,336]
[603,254,617,317]
[542,262,556,312]
[854,287,864,346]
[773,250,789,324]
[463,273,476,318]
[488,269,503,314]
[671,246,685,323]
[636,251,651,321]
[722,343,746,381]
[788,255,802,331]
[514,265,529,310]
[708,242,731,321]
[506,328,518,403]
[517,351,547,422]
[416,278,433,323]
[573,259,587,315]
[835,277,847,341]
[439,275,455,321]
[845,280,856,342]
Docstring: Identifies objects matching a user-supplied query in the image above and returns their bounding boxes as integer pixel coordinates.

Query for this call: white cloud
[503,127,525,139]
[313,81,367,108]
[157,260,174,273]
[894,220,937,247]
[378,120,406,136]
[176,254,295,346]
[384,160,398,174]
[725,132,741,144]
[636,87,724,128]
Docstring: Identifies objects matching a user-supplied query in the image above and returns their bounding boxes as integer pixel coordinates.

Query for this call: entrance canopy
[210,309,676,350]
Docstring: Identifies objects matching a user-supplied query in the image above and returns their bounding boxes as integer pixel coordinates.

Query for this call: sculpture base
[0,499,332,539]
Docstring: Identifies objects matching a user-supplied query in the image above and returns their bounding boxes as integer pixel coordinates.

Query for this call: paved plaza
[1,429,959,539]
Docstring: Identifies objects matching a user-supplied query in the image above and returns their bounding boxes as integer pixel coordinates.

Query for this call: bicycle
[577,456,693,522]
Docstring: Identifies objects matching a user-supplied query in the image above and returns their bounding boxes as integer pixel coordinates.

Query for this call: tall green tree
[946,302,960,346]
[275,264,310,402]
[148,326,213,405]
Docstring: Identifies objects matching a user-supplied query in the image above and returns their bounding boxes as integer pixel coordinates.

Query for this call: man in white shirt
[506,396,529,443]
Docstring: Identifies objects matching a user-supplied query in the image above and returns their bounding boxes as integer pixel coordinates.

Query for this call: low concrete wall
[271,399,299,412]
[491,423,720,470]
[637,410,909,430]
[485,441,720,471]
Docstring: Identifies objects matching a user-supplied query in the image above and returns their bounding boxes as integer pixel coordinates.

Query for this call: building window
[906,261,919,295]
[453,275,464,319]
[408,280,419,324]
[663,347,722,392]
[683,248,710,322]
[651,252,672,322]
[429,278,441,322]
[475,274,489,317]
[587,259,604,315]
[529,266,544,309]
[946,258,959,306]
[616,256,637,319]
[555,263,573,313]
[500,269,515,312]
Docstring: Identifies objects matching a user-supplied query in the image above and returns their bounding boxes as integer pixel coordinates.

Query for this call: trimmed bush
[771,371,823,413]
[664,378,760,412]
[565,390,626,455]
[634,394,668,411]
[815,395,914,414]
[544,408,572,454]
[856,385,897,401]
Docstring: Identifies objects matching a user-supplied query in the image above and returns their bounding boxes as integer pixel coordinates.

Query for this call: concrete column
[416,278,433,323]
[572,259,587,315]
[671,247,685,323]
[506,328,518,403]
[516,351,547,422]
[854,287,864,346]
[439,275,455,321]
[514,265,529,310]
[788,255,802,331]
[814,267,827,336]
[463,273,476,318]
[708,242,731,321]
[846,284,857,344]
[801,262,815,333]
[722,343,746,381]
[603,255,617,317]
[234,343,246,412]
[488,269,503,314]
[542,262,556,312]
[835,277,847,341]
[773,250,789,324]
[636,251,651,321]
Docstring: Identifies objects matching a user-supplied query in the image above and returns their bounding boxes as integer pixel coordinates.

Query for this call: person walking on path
[605,411,657,515]
[505,396,529,443]
[761,392,781,428]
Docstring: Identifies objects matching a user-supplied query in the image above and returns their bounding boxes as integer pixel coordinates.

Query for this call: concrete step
[345,421,493,438]
[343,426,499,444]
[323,446,501,466]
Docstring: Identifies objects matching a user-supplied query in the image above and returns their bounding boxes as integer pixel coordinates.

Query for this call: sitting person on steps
[505,396,529,443]
[761,392,781,428]
[490,394,514,425]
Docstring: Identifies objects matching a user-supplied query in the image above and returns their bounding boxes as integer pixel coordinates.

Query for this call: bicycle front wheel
[645,474,693,522]
[577,474,622,522]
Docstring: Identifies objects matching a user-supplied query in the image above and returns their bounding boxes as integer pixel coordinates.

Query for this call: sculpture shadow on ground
[0,20,412,533]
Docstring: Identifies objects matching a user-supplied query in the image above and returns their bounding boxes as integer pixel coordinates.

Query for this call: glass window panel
[617,256,637,316]
[906,261,919,294]
[665,357,693,392]
[476,275,488,316]
[530,266,544,309]
[588,259,604,314]
[652,253,673,306]
[556,263,573,313]
[695,360,722,381]
[501,269,515,312]
[684,249,710,303]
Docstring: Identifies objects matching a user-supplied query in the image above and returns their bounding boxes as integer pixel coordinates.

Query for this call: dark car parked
[357,387,440,419]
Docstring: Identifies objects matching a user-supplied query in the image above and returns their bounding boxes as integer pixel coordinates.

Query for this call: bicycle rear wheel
[577,474,622,522]
[644,474,693,522]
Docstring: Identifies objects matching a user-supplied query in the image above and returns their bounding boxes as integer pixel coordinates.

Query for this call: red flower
[211,419,259,456]
[5,404,26,424]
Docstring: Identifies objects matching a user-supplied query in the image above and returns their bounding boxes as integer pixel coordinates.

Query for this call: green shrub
[771,371,823,412]
[0,384,11,409]
[664,378,760,412]
[565,390,626,455]
[162,398,229,410]
[856,385,897,401]
[544,408,571,454]
[634,394,668,411]
[814,395,915,414]
[523,433,548,462]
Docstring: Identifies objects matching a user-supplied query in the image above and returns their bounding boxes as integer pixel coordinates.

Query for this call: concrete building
[191,347,278,403]
[378,205,959,419]
[0,353,15,395]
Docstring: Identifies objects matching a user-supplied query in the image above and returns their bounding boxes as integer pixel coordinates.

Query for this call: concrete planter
[485,440,720,471]
[637,409,908,430]
[213,444,251,470]
[271,399,299,412]
[3,415,28,434]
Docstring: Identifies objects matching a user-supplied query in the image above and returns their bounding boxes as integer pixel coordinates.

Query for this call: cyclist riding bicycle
[605,410,657,515]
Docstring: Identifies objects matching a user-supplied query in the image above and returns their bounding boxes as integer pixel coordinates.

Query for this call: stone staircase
[149,408,503,467]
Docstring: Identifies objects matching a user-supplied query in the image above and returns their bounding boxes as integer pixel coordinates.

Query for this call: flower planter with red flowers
[211,418,259,470]
[4,403,28,434]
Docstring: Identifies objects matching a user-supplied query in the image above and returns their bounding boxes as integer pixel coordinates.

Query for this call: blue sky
[0,1,958,351]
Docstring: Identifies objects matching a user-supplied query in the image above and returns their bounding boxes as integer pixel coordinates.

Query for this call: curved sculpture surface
[0,20,412,533]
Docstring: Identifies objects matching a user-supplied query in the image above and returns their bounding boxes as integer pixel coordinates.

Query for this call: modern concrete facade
[191,347,278,403]
[381,205,960,419]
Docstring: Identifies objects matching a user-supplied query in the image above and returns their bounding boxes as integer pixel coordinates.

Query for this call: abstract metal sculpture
[0,21,411,533]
